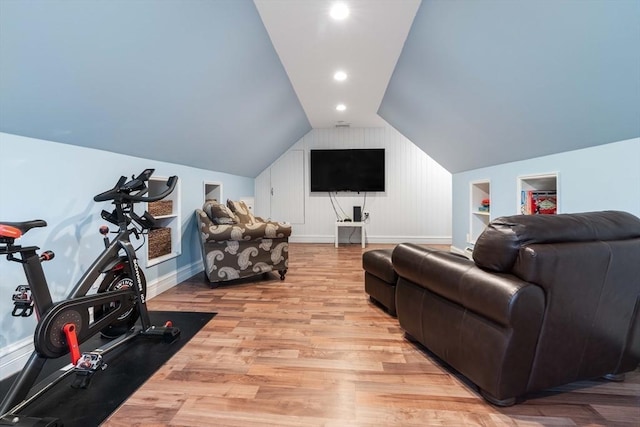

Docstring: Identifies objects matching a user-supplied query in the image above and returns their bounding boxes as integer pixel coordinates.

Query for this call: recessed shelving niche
[203,181,223,204]
[469,180,491,244]
[146,176,181,267]
[517,173,559,215]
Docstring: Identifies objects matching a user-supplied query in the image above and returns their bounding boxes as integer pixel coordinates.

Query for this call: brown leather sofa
[392,210,640,406]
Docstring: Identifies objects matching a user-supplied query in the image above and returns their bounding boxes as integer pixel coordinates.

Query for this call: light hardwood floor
[104,243,640,426]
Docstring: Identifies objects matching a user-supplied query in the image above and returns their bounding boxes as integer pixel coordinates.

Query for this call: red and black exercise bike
[0,169,180,425]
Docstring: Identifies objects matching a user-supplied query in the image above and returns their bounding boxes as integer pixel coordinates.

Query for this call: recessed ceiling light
[334,71,347,81]
[336,104,346,111]
[330,3,349,20]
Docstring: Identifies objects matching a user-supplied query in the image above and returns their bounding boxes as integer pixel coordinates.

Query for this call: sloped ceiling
[0,0,310,178]
[379,0,640,173]
[2,1,639,177]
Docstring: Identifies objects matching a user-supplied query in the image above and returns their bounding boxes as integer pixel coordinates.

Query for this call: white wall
[255,126,453,245]
[0,132,254,377]
[451,137,640,252]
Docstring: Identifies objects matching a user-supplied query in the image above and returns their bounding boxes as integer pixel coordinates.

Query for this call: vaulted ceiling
[1,1,638,177]
[379,0,640,172]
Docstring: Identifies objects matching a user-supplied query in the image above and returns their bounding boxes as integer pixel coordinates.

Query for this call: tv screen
[310,149,385,192]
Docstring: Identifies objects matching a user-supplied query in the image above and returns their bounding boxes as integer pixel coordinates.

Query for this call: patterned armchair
[195,200,291,286]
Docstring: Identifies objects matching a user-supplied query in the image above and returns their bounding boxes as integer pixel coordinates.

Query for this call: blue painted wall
[0,132,253,348]
[451,137,640,251]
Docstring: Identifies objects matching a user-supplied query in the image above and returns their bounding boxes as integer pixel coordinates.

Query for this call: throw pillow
[204,201,238,225]
[227,200,257,224]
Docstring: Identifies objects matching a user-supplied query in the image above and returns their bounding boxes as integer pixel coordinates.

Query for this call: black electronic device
[353,206,362,222]
[310,149,385,192]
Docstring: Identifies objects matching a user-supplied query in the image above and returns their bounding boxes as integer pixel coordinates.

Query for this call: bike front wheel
[93,267,147,338]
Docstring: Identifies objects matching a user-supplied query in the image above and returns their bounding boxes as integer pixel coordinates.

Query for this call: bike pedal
[74,352,106,372]
[71,353,107,389]
[11,285,34,317]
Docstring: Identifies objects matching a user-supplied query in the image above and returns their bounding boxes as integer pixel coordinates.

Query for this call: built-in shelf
[517,173,559,215]
[146,176,181,267]
[469,180,491,244]
[203,181,223,204]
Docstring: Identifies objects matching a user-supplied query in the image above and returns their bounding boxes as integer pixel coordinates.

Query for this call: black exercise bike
[0,169,180,424]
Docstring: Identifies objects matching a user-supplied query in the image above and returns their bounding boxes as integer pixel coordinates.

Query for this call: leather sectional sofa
[391,210,640,405]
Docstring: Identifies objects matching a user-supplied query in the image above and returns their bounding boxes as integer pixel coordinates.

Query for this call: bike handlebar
[93,170,178,203]
[127,175,177,202]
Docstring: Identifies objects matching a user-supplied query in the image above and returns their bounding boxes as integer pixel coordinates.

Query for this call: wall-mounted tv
[310,149,385,192]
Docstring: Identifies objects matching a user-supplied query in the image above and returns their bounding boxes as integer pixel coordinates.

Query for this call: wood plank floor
[103,243,640,426]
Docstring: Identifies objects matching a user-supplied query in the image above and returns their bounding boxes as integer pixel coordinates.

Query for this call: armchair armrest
[196,210,291,242]
[392,243,544,327]
[249,221,292,238]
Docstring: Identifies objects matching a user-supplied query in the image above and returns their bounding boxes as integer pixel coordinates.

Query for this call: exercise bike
[0,169,180,425]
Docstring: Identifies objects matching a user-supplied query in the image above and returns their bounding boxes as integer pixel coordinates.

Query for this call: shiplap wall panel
[255,125,452,244]
[254,167,271,219]
[270,150,304,224]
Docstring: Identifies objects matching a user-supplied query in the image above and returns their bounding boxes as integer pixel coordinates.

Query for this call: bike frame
[14,228,149,322]
[1,229,149,416]
[67,227,151,328]
[0,170,177,418]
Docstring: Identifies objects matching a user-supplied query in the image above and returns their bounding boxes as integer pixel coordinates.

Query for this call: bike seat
[0,220,47,238]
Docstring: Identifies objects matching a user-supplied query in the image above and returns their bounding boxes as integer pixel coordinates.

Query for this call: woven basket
[148,200,173,217]
[148,227,171,259]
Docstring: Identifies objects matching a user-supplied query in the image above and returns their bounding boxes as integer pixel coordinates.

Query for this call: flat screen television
[310,149,385,192]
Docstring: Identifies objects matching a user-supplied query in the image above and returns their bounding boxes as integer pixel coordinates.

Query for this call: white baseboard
[289,235,334,244]
[0,260,204,381]
[366,236,452,245]
[289,234,452,245]
[145,260,203,300]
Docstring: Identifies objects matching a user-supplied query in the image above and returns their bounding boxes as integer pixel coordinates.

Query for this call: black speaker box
[353,206,362,222]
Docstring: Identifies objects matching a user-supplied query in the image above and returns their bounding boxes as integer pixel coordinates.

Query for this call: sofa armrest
[195,209,215,237]
[196,210,291,242]
[392,243,544,327]
[246,221,292,238]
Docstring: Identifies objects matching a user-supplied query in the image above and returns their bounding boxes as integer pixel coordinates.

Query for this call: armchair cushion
[203,200,238,225]
[227,199,257,224]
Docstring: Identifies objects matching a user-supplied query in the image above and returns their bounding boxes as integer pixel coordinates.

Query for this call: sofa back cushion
[227,200,257,224]
[473,210,640,272]
[203,200,238,225]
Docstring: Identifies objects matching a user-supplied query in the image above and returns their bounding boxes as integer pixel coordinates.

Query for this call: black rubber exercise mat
[0,311,215,427]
